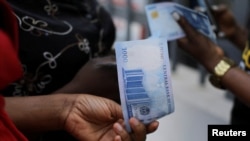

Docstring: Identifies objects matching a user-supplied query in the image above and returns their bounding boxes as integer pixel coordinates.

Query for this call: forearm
[4,94,77,133]
[53,81,81,94]
[221,67,250,107]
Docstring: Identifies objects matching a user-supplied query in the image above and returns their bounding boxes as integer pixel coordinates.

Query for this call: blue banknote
[115,38,174,132]
[145,2,216,41]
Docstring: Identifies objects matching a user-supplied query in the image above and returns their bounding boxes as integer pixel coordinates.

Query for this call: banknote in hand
[115,38,174,132]
[145,2,216,41]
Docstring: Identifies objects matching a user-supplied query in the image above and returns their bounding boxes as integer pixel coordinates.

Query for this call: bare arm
[173,12,250,107]
[221,67,250,107]
[4,93,159,141]
[4,94,76,133]
[53,55,120,103]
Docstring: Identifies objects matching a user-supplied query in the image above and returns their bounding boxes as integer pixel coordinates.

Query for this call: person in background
[0,0,159,141]
[3,0,120,103]
[171,4,250,125]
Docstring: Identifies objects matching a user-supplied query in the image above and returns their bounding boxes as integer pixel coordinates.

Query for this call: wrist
[209,57,236,89]
[204,48,225,74]
[58,94,79,130]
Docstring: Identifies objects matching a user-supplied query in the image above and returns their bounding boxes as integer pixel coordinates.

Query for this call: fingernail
[218,31,225,37]
[114,123,123,132]
[115,136,122,141]
[211,5,219,10]
[172,12,180,21]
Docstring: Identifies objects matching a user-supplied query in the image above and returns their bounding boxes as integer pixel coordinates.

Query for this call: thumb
[108,100,124,120]
[172,12,198,40]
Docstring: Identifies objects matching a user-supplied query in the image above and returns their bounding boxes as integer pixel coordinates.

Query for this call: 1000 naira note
[115,38,174,132]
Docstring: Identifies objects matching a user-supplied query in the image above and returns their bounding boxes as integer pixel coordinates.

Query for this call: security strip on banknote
[115,38,174,132]
[145,2,216,42]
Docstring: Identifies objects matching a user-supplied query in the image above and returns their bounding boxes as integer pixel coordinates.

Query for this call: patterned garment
[2,0,115,140]
[2,0,115,96]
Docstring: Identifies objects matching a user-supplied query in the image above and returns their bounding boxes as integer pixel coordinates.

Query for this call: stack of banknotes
[115,2,215,132]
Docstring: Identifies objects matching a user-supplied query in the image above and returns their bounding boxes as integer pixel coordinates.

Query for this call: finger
[177,37,189,49]
[217,31,225,38]
[146,120,159,134]
[211,4,228,14]
[108,100,124,120]
[172,12,199,40]
[210,4,228,20]
[129,117,146,141]
[113,122,131,141]
[114,135,122,141]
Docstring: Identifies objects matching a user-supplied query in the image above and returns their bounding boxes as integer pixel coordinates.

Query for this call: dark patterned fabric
[2,0,115,140]
[2,0,115,96]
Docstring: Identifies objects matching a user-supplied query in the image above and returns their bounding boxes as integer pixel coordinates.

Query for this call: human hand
[56,55,120,103]
[210,5,247,49]
[61,94,159,141]
[172,12,224,73]
[210,5,241,38]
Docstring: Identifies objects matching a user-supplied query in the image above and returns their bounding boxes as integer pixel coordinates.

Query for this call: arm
[172,12,250,107]
[5,94,159,141]
[4,94,75,133]
[54,55,120,103]
[221,67,250,107]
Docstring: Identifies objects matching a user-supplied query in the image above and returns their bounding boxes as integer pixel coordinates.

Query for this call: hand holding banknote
[171,5,250,109]
[171,12,224,73]
[209,5,247,46]
[57,94,159,141]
